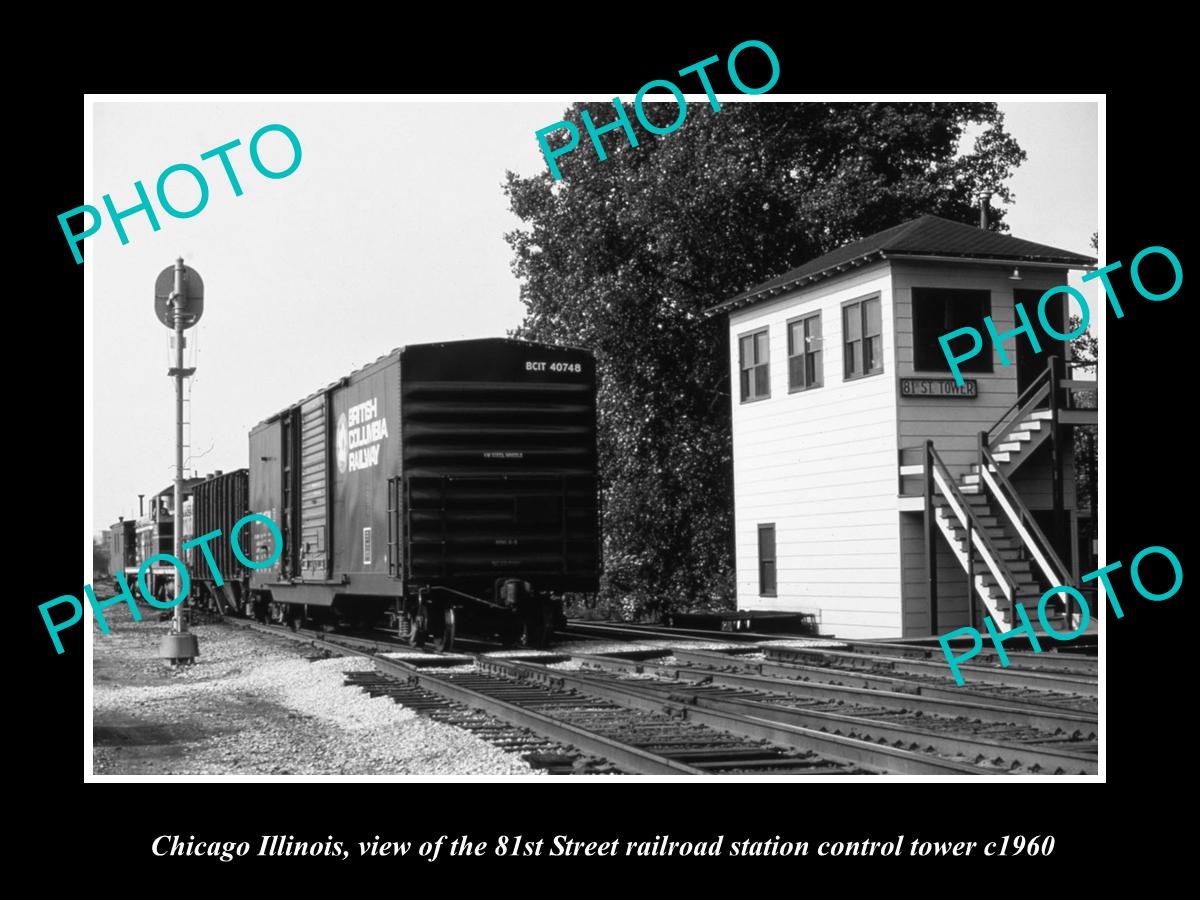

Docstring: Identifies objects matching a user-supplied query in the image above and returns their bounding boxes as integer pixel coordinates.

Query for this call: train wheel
[501,617,523,646]
[432,607,456,653]
[520,604,555,649]
[409,602,429,648]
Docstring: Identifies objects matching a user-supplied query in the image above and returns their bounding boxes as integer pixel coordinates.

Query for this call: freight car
[134,479,203,600]
[180,469,252,615]
[237,338,601,650]
[107,518,137,581]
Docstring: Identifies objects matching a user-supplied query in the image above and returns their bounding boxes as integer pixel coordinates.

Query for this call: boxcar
[245,338,600,649]
[182,469,251,614]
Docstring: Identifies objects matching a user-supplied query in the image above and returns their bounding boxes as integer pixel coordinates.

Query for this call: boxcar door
[299,394,332,580]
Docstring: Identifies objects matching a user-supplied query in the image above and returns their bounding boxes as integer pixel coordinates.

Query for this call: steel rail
[371,658,706,775]
[480,658,996,776]
[826,636,1098,674]
[562,620,773,643]
[566,620,1098,673]
[763,644,1097,696]
[671,649,1096,732]
[564,653,1095,774]
[228,619,705,774]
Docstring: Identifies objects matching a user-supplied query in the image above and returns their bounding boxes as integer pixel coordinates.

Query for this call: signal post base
[159,632,200,666]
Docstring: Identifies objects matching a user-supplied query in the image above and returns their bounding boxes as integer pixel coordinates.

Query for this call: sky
[89,99,1099,534]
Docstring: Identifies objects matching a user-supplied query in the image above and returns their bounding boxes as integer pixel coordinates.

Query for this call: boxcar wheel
[521,604,555,649]
[432,607,456,653]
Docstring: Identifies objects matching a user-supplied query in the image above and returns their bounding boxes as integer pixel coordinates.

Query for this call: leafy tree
[505,102,1026,620]
[93,534,110,580]
[1070,231,1100,546]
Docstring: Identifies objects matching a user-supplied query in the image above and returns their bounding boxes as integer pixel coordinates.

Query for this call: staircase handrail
[986,367,1051,448]
[978,441,1074,593]
[926,442,1018,604]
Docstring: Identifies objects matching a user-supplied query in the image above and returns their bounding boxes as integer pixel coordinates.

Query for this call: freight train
[116,338,601,651]
[107,479,203,599]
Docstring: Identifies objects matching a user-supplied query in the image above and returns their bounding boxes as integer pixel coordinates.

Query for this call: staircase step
[997,442,1024,453]
[934,497,989,517]
[955,547,1022,561]
[991,452,1011,463]
[947,525,1010,542]
[964,547,1032,566]
[1017,420,1044,432]
[952,527,1019,545]
[968,464,1003,482]
[1005,430,1032,442]
[1029,410,1053,420]
[964,564,1032,585]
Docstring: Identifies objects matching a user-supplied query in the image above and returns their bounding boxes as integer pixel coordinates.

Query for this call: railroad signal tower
[155,257,204,665]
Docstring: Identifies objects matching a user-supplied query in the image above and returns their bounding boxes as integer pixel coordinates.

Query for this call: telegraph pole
[155,257,204,665]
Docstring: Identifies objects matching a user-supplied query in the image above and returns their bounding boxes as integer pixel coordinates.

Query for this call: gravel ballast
[92,607,540,776]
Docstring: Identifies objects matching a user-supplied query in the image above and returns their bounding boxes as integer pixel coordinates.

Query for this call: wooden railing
[978,439,1076,624]
[926,441,1018,618]
[987,355,1098,449]
[986,361,1052,448]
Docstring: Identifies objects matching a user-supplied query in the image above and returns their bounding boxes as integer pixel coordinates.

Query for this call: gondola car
[241,338,600,650]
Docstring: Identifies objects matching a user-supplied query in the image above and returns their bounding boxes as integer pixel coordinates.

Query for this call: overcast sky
[89,99,1098,534]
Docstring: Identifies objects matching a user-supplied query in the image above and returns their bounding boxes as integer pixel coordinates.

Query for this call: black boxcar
[182,469,251,614]
[246,338,599,648]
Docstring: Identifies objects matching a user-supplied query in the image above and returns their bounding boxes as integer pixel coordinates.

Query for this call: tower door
[1015,288,1067,395]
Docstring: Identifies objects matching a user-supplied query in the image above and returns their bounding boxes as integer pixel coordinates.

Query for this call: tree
[93,533,110,581]
[505,102,1026,620]
[1069,231,1100,550]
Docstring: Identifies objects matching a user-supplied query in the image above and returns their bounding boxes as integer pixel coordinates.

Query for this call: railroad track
[227,619,872,775]
[563,620,783,644]
[562,652,1097,774]
[343,672,625,774]
[671,648,1098,724]
[761,645,1098,697]
[755,647,1097,713]
[563,619,1098,676]
[816,636,1098,676]
[227,618,1096,776]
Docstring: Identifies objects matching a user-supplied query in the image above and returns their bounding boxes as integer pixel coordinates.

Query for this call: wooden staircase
[964,409,1052,476]
[907,356,1096,633]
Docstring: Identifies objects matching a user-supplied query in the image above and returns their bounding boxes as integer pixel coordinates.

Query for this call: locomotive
[173,338,600,651]
[111,480,203,600]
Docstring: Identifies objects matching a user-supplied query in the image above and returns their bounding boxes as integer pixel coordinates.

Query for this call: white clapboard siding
[729,262,902,638]
[727,257,1086,640]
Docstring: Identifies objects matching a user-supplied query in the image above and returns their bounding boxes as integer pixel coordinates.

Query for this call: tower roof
[707,215,1096,315]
